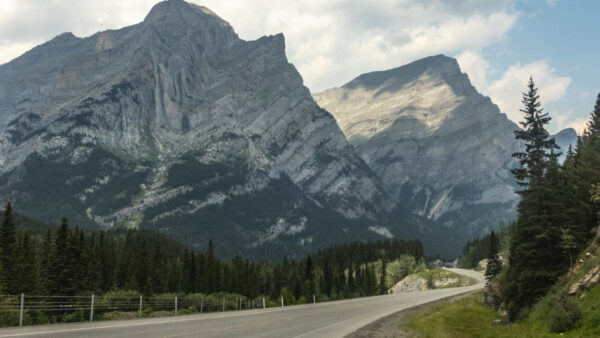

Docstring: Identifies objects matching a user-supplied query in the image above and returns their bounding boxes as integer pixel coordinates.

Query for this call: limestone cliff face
[314,55,578,237]
[0,0,417,258]
[315,55,522,236]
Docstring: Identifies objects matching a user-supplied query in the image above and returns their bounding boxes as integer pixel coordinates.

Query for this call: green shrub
[547,291,581,333]
[63,309,84,323]
[0,310,19,327]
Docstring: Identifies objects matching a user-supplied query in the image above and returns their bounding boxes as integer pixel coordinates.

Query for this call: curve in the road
[0,268,484,338]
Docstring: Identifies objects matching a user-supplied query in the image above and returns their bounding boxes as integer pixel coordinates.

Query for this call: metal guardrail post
[19,293,24,327]
[262,297,265,309]
[139,295,143,319]
[281,296,284,307]
[222,297,225,312]
[90,294,95,322]
[175,296,178,316]
[313,294,316,304]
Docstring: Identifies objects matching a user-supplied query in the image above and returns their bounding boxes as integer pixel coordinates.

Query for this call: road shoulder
[346,290,480,338]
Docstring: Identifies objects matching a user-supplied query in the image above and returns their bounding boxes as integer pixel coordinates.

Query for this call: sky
[0,0,598,134]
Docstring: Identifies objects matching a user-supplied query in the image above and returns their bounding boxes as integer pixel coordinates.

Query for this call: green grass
[403,243,600,337]
[402,269,600,337]
[401,291,557,337]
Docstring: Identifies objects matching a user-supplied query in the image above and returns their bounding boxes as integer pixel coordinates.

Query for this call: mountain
[552,127,578,162]
[0,0,447,259]
[314,55,576,239]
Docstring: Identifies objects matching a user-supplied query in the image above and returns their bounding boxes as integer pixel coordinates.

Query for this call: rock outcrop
[388,274,428,293]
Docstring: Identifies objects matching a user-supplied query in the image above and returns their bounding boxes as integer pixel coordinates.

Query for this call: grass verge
[401,287,600,337]
[401,291,547,337]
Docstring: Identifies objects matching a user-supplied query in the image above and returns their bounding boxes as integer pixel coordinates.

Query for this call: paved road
[0,268,484,338]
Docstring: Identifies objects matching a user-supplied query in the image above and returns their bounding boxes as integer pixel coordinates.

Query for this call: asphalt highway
[0,268,484,338]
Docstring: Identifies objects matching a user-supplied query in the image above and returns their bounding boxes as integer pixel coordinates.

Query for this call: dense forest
[458,224,510,269]
[0,205,423,303]
[478,81,600,330]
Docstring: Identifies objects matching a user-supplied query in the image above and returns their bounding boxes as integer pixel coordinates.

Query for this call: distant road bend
[0,268,484,338]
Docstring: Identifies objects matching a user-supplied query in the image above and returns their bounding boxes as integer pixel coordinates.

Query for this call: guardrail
[0,293,317,327]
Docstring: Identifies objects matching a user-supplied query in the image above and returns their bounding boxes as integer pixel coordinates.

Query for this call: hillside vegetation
[403,241,600,337]
[424,83,600,336]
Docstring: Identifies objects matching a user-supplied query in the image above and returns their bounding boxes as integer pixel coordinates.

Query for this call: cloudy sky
[1,0,598,133]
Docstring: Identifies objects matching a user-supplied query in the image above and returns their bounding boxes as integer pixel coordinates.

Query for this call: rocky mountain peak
[342,54,471,97]
[315,54,483,143]
[143,0,237,42]
[554,127,577,140]
[50,32,78,43]
[314,56,523,240]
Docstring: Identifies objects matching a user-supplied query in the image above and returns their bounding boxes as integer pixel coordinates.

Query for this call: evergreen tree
[484,231,501,281]
[0,203,18,294]
[16,232,39,294]
[503,79,564,319]
[584,92,600,139]
[577,94,600,238]
[511,77,560,185]
[206,240,217,293]
[0,210,426,309]
[40,229,53,291]
[47,217,76,295]
[379,259,388,294]
[560,227,577,271]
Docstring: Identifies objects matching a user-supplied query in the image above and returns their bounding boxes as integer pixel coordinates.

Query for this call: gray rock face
[0,0,413,258]
[314,55,523,237]
[314,55,578,238]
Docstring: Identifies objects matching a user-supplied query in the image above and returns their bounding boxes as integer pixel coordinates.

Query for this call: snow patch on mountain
[368,225,394,239]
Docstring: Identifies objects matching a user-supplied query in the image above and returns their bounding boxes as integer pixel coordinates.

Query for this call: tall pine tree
[511,77,560,185]
[484,231,501,281]
[46,217,76,295]
[0,203,18,294]
[503,78,563,319]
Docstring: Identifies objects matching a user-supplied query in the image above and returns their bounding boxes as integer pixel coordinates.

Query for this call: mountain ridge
[0,0,454,259]
[314,54,577,239]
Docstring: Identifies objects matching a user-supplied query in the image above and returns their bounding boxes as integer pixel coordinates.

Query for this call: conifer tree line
[0,205,423,302]
[458,224,510,269]
[499,80,600,320]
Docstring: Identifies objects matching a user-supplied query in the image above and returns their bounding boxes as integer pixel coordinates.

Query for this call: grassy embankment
[401,245,600,337]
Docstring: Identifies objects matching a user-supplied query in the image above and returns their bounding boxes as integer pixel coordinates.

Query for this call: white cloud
[456,50,490,93]
[550,110,586,135]
[457,50,573,131]
[400,12,517,55]
[486,61,571,123]
[0,0,158,62]
[0,41,37,64]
